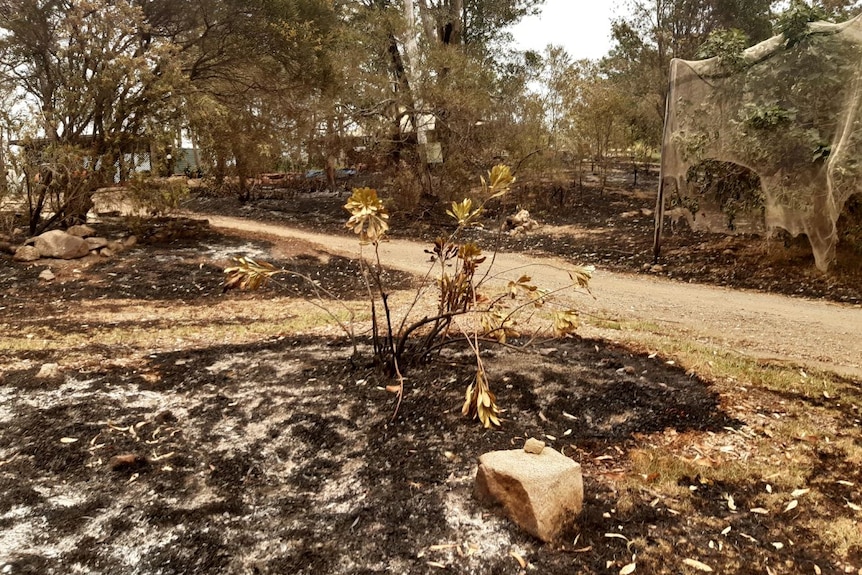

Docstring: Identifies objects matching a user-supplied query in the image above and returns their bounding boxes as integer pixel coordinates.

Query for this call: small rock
[616,365,637,375]
[36,363,61,379]
[38,268,55,281]
[66,224,97,238]
[650,264,665,273]
[85,236,109,251]
[524,438,546,454]
[13,245,40,262]
[108,453,149,472]
[476,445,583,542]
[100,247,114,258]
[34,230,90,259]
[123,235,138,248]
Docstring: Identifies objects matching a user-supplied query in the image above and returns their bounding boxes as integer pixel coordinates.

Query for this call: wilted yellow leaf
[344,187,389,243]
[487,164,514,197]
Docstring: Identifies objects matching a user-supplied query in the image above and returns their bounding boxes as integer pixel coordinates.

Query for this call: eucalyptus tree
[0,0,186,229]
[331,0,544,202]
[142,0,338,196]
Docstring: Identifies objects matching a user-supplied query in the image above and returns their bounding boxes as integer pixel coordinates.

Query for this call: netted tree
[657,5,862,269]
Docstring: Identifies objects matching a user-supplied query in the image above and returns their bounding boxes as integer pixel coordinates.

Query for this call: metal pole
[653,61,676,263]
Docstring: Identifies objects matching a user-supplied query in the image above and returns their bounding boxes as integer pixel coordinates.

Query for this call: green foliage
[696,28,749,71]
[0,1,185,151]
[684,161,764,230]
[740,103,796,130]
[776,0,830,47]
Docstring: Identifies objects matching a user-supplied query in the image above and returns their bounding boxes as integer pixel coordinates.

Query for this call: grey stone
[66,224,97,238]
[13,245,40,262]
[38,268,55,281]
[85,236,109,250]
[476,445,583,542]
[34,230,90,259]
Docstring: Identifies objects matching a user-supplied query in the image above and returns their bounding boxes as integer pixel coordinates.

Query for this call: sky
[509,0,624,61]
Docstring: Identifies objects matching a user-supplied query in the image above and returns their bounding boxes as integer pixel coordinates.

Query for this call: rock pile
[12,226,135,263]
[505,208,540,236]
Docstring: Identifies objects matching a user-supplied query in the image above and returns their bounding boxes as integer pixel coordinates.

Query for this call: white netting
[658,15,862,270]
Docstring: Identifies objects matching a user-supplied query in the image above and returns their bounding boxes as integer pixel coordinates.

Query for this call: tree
[149,0,337,197]
[0,0,185,230]
[328,0,545,203]
[605,0,774,141]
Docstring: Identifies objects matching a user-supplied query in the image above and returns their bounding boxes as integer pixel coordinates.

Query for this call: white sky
[509,0,624,61]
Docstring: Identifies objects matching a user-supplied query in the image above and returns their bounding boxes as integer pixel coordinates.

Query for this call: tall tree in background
[0,0,183,155]
[329,0,544,202]
[143,0,337,197]
[605,0,774,142]
[0,0,186,228]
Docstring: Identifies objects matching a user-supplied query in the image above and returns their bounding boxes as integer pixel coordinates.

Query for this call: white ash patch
[202,242,271,263]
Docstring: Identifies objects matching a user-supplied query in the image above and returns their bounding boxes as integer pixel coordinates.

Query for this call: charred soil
[1,173,861,574]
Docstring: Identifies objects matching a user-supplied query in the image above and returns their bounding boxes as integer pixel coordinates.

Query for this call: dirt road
[198,214,862,380]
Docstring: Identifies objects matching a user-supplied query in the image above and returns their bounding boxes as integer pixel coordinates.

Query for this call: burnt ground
[1,171,862,574]
[186,167,862,304]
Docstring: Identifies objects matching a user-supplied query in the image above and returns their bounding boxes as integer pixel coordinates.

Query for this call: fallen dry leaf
[620,561,637,574]
[682,558,713,572]
[791,488,810,498]
[785,500,798,512]
[750,507,769,515]
[605,533,630,543]
[724,494,737,511]
[60,437,78,444]
[509,550,527,569]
